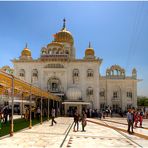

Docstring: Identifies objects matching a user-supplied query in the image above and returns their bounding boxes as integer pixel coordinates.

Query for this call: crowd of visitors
[67,107,113,119]
[127,107,144,134]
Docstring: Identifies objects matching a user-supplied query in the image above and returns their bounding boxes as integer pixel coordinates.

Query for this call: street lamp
[29,84,32,129]
[21,91,23,119]
[47,97,49,121]
[10,75,14,136]
[29,76,33,129]
[40,93,43,124]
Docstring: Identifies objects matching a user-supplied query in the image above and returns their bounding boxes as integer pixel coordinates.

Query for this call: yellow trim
[0,70,61,101]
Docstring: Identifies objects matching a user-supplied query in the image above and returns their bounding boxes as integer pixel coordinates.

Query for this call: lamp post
[29,84,32,129]
[47,98,49,121]
[10,75,14,136]
[21,92,23,119]
[40,96,43,124]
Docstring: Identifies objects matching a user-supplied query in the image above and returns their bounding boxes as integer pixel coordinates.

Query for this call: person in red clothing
[139,111,143,128]
[134,111,139,127]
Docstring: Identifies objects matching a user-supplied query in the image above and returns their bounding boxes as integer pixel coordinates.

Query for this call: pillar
[40,97,43,124]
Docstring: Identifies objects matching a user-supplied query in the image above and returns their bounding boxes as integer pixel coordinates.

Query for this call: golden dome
[54,19,74,45]
[85,42,95,56]
[47,41,64,48]
[21,44,31,57]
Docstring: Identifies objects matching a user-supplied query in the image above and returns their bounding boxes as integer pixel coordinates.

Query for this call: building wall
[13,60,137,111]
[100,77,137,110]
[13,60,101,109]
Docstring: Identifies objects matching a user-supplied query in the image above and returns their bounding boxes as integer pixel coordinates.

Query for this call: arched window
[60,50,64,54]
[41,47,47,55]
[106,65,125,78]
[56,50,59,54]
[113,91,118,98]
[52,48,57,54]
[65,50,69,54]
[49,49,52,55]
[73,69,79,84]
[19,69,25,77]
[87,69,94,77]
[32,69,38,82]
[19,69,25,80]
[73,69,79,77]
[32,69,38,77]
[47,77,61,92]
[127,92,132,98]
[100,89,105,97]
[87,87,93,96]
[42,50,46,55]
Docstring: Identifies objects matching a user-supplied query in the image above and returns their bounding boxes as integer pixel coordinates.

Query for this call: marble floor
[0,117,147,148]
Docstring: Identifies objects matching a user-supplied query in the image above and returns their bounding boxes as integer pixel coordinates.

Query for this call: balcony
[112,97,120,102]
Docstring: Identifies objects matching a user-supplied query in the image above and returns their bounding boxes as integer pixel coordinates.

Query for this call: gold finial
[25,43,28,48]
[62,18,66,30]
[89,42,91,48]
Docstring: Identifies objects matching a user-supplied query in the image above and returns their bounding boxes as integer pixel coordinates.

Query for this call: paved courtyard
[0,117,147,148]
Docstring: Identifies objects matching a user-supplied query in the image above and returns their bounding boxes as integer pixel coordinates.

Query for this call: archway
[47,77,61,92]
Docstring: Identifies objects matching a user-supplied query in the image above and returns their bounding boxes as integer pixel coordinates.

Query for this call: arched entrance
[47,77,61,93]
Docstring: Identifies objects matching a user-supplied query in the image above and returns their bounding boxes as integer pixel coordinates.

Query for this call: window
[87,69,94,77]
[42,50,46,55]
[47,77,61,92]
[19,69,25,77]
[32,69,38,77]
[100,91,105,97]
[127,104,132,109]
[44,64,64,68]
[87,87,93,96]
[73,69,79,77]
[113,91,118,98]
[32,69,38,82]
[127,92,132,98]
[100,104,105,109]
[65,50,69,54]
[73,69,79,84]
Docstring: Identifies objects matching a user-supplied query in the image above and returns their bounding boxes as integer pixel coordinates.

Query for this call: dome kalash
[53,19,74,46]
[85,42,95,59]
[20,44,32,60]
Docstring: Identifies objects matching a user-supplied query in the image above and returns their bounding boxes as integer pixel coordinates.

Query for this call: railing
[112,97,121,101]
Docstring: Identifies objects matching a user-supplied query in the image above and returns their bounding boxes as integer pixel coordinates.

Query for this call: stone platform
[0,117,147,148]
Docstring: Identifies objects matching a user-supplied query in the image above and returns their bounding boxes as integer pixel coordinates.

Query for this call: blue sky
[0,1,148,96]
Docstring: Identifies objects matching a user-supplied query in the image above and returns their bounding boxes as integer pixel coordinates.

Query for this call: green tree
[137,97,148,106]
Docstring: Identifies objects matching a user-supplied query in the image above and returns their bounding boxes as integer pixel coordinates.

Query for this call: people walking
[127,109,134,134]
[73,110,80,132]
[3,107,8,124]
[139,110,143,128]
[134,111,139,127]
[81,111,87,132]
[131,108,135,133]
[51,108,57,126]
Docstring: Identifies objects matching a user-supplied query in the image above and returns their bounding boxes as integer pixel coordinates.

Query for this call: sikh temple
[1,19,138,114]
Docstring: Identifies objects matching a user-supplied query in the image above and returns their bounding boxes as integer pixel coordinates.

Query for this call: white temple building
[10,19,138,114]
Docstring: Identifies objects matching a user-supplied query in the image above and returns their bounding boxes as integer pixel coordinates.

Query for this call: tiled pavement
[0,117,148,148]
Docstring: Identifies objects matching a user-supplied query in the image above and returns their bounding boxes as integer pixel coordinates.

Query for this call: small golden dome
[21,44,31,57]
[85,42,95,56]
[54,19,74,45]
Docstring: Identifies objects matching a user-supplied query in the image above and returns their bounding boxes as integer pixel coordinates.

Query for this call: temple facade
[9,19,138,114]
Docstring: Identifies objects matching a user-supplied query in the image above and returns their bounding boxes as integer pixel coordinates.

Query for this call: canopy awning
[62,101,91,105]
